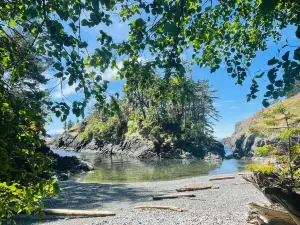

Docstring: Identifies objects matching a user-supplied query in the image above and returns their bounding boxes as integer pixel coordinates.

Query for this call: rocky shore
[37,146,93,180]
[50,126,225,160]
[15,173,268,225]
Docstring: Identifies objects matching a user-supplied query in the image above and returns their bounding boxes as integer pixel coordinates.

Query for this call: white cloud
[52,83,78,99]
[47,128,64,135]
[102,61,123,80]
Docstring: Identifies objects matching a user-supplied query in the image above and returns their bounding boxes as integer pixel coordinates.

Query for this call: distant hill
[223,95,300,158]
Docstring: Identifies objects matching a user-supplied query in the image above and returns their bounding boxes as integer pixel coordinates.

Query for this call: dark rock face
[36,146,93,181]
[52,134,157,158]
[223,120,300,158]
[51,132,225,160]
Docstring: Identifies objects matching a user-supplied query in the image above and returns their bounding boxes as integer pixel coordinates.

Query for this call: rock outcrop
[223,95,300,158]
[36,145,93,180]
[51,126,225,160]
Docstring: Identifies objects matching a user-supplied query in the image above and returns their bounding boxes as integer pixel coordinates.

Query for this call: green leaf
[259,0,279,15]
[173,77,179,85]
[267,57,279,66]
[267,68,277,83]
[296,26,300,39]
[262,99,270,107]
[2,103,9,108]
[266,84,274,91]
[293,48,300,61]
[81,19,89,26]
[164,22,177,34]
[282,51,290,61]
[255,72,265,78]
[9,18,16,26]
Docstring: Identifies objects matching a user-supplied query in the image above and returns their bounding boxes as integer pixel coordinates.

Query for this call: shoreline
[16,173,268,225]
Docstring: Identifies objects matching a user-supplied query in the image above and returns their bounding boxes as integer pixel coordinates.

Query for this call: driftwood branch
[135,205,185,212]
[43,209,116,217]
[247,203,296,225]
[209,176,235,181]
[153,194,195,200]
[176,185,219,192]
[243,172,300,225]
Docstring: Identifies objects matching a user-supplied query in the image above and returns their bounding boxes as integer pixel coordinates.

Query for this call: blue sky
[45,15,298,139]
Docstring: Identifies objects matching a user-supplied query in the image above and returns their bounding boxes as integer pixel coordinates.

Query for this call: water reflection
[53,148,253,183]
[77,156,221,183]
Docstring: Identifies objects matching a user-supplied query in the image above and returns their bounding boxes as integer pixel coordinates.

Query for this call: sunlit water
[52,147,255,183]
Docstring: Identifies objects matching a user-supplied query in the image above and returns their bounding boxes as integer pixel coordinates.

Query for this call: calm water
[52,148,254,183]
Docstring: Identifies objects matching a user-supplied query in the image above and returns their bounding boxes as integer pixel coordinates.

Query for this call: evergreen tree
[63,121,67,131]
[67,119,75,130]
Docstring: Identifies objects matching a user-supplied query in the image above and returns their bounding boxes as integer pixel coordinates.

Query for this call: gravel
[15,174,268,225]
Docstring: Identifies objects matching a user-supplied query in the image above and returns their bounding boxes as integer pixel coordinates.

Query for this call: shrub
[80,116,123,143]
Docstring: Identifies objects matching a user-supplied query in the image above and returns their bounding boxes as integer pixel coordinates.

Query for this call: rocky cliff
[50,124,225,160]
[223,95,300,158]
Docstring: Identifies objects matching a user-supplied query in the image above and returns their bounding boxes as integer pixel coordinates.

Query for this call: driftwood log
[176,185,219,192]
[209,176,235,181]
[243,172,300,225]
[135,205,185,212]
[153,194,196,200]
[43,209,116,217]
[247,203,296,225]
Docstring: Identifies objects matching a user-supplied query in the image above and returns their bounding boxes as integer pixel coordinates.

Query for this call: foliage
[115,0,300,107]
[255,145,279,157]
[67,119,75,130]
[85,66,219,156]
[0,0,298,121]
[287,81,300,98]
[248,104,300,179]
[63,121,67,131]
[80,115,124,143]
[0,36,59,222]
[246,164,275,174]
[123,67,218,156]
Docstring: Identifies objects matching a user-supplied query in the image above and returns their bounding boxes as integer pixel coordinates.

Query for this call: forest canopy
[1,0,299,119]
[81,70,219,157]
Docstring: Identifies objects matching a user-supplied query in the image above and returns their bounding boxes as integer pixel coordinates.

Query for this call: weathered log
[43,209,116,217]
[247,203,296,225]
[153,194,196,200]
[243,172,300,225]
[264,188,300,225]
[176,185,219,192]
[209,176,235,181]
[135,205,185,212]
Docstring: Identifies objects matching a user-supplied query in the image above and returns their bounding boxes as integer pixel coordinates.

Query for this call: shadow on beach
[13,180,155,224]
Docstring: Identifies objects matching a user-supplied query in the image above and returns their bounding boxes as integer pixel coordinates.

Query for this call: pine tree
[63,121,67,131]
[67,119,74,130]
